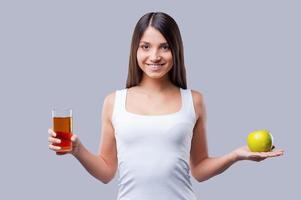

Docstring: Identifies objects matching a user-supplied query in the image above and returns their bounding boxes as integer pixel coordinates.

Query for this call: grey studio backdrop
[0,0,300,199]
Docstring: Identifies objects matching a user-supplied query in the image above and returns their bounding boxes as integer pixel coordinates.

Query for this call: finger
[274,149,284,154]
[262,152,278,158]
[71,134,77,142]
[259,152,282,158]
[277,150,284,155]
[48,129,56,137]
[48,136,61,144]
[269,151,284,157]
[261,152,271,157]
[255,151,283,158]
[48,144,61,151]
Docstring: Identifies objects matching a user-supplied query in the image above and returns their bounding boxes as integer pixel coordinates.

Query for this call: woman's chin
[144,72,168,79]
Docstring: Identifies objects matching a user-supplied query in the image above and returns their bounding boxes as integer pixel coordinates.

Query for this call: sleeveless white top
[112,88,198,200]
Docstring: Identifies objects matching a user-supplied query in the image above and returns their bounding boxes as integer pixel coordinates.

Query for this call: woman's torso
[112,87,198,200]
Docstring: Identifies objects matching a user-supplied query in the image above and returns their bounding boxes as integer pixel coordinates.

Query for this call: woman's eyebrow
[140,41,168,45]
[139,41,150,44]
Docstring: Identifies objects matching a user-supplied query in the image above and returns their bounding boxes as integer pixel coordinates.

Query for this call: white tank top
[112,88,198,200]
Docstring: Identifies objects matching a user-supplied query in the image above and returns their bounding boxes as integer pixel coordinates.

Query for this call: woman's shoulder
[102,89,125,120]
[103,88,127,107]
[104,91,115,104]
[103,88,124,104]
[188,89,205,119]
[188,88,204,103]
[102,91,115,114]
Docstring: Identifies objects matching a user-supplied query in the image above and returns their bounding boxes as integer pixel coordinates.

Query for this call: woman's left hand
[233,146,284,162]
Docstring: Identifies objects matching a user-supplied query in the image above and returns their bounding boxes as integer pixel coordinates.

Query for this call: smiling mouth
[146,63,165,67]
[147,63,165,71]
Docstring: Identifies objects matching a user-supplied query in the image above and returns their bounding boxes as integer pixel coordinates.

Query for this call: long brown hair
[126,12,187,89]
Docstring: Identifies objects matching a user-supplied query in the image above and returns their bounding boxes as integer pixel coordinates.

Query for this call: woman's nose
[149,50,161,62]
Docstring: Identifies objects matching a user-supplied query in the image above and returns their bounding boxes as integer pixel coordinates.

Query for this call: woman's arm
[72,92,118,184]
[189,90,283,182]
[190,151,237,182]
[190,146,283,182]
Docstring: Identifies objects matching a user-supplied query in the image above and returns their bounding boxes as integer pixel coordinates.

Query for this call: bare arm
[189,90,239,182]
[48,93,117,183]
[189,90,284,182]
[73,145,115,184]
[71,92,118,184]
[191,151,238,182]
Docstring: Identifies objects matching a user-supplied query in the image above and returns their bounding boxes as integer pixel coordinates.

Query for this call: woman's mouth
[147,63,165,71]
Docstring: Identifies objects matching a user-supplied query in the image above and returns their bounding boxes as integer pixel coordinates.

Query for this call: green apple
[247,130,273,152]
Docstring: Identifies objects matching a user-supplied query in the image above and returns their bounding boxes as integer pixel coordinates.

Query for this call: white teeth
[147,63,164,71]
[147,64,164,66]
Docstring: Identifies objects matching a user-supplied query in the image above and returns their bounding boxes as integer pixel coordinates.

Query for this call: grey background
[0,0,300,199]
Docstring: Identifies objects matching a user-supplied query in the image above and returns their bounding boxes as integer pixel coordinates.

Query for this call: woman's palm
[234,146,284,162]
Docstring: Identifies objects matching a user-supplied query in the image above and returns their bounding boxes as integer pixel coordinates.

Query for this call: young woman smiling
[48,12,284,200]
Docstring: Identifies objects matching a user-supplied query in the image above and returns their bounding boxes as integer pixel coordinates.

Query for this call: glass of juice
[52,109,73,155]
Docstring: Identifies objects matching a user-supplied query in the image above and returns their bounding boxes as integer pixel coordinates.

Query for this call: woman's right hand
[48,128,81,156]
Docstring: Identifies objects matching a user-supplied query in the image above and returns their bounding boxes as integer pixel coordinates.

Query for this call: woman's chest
[125,93,181,115]
[115,117,195,147]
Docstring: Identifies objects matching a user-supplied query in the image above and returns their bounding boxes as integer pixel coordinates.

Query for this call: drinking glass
[52,109,73,154]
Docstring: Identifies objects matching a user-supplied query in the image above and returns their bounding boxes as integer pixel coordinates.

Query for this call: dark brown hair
[126,12,187,89]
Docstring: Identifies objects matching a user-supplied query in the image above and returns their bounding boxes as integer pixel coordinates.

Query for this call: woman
[48,12,284,200]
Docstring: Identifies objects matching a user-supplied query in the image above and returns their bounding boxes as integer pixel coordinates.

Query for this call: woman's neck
[138,75,175,93]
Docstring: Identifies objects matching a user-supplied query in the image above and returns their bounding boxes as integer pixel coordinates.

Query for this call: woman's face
[137,26,173,80]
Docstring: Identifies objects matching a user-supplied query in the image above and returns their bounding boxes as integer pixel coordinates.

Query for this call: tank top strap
[112,89,126,124]
[181,88,197,122]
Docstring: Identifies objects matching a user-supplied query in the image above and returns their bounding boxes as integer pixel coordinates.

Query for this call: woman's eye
[161,45,170,51]
[141,45,149,50]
